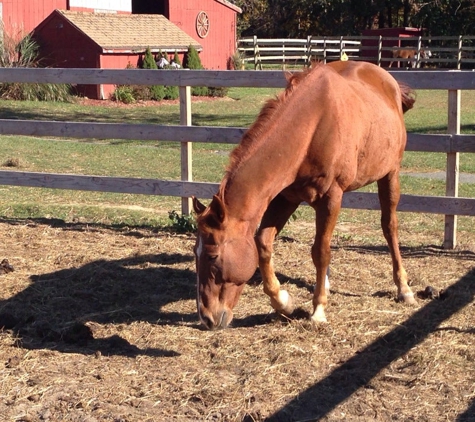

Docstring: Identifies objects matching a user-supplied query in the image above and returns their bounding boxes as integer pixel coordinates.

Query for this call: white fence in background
[238,36,475,70]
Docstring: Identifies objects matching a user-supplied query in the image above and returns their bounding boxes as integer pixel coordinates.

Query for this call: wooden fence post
[457,35,463,70]
[323,37,327,64]
[253,35,259,70]
[377,35,382,67]
[416,36,422,67]
[306,35,312,67]
[180,85,192,215]
[282,39,285,70]
[444,89,461,249]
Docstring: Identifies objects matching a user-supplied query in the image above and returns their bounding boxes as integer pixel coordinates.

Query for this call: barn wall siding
[99,54,142,99]
[32,13,102,98]
[0,0,132,36]
[0,0,66,35]
[168,0,237,69]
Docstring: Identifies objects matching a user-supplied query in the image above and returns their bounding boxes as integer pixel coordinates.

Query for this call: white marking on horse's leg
[270,289,294,315]
[324,273,330,293]
[311,304,327,324]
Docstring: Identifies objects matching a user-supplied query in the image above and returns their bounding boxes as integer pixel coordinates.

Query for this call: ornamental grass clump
[0,32,71,101]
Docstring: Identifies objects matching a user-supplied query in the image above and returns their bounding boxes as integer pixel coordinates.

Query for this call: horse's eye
[208,255,218,261]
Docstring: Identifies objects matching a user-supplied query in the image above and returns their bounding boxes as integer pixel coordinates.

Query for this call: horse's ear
[284,70,293,82]
[209,194,226,224]
[192,196,207,216]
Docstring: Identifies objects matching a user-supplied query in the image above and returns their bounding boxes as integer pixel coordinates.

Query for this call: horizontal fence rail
[0,67,474,247]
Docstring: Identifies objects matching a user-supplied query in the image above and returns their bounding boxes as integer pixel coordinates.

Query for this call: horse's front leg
[377,172,415,304]
[256,194,299,316]
[310,188,342,324]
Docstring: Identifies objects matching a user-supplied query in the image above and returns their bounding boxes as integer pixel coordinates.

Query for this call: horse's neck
[221,69,328,226]
[223,139,305,226]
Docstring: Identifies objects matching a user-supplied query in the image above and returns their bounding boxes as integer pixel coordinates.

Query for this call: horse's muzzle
[199,308,233,330]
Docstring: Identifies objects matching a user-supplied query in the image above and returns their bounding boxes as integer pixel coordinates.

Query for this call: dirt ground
[0,216,474,422]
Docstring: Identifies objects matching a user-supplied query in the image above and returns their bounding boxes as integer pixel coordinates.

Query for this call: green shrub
[150,84,166,101]
[165,85,179,100]
[208,87,229,97]
[168,210,197,233]
[130,84,151,100]
[111,85,135,104]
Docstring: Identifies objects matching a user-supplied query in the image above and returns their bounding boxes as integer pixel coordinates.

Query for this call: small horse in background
[193,61,415,330]
[389,47,432,68]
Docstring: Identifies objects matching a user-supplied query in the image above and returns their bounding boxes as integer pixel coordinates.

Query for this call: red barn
[32,10,202,99]
[1,0,241,70]
[132,0,241,69]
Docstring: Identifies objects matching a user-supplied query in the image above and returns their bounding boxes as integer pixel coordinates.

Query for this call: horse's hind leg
[377,172,415,304]
[256,194,299,316]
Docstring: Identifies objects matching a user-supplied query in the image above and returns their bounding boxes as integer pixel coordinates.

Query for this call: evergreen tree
[142,47,165,101]
[184,45,207,96]
[142,47,157,69]
[173,51,181,66]
[184,45,203,69]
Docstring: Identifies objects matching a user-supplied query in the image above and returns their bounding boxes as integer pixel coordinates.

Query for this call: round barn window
[196,11,210,38]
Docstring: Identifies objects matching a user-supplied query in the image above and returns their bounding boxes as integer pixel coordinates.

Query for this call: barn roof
[51,10,202,53]
[215,0,242,13]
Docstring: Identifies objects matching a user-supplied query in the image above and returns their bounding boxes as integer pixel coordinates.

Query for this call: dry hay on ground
[0,218,474,422]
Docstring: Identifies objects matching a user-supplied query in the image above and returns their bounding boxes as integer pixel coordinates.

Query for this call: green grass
[0,87,474,232]
[402,89,475,173]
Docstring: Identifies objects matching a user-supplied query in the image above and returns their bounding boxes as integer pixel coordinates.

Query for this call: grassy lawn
[0,86,474,235]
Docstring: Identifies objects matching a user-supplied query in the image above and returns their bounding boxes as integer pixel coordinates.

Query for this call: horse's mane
[217,65,319,199]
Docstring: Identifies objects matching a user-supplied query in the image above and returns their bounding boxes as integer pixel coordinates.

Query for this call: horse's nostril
[200,315,214,330]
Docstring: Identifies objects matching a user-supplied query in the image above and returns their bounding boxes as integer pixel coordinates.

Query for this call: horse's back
[326,61,404,113]
[291,61,409,196]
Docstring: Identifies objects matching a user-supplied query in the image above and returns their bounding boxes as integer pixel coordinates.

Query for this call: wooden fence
[0,68,475,248]
[238,35,475,70]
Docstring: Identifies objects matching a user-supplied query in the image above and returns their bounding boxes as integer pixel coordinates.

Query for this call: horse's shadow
[2,222,475,359]
[0,247,197,358]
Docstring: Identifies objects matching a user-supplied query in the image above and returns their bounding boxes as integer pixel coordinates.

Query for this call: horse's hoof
[310,305,328,325]
[311,315,328,323]
[398,291,416,305]
[270,290,294,316]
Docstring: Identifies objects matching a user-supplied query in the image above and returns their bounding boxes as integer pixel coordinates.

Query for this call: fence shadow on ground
[265,268,475,422]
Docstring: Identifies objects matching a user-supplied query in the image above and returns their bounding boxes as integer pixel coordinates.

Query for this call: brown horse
[193,61,416,330]
[389,47,432,68]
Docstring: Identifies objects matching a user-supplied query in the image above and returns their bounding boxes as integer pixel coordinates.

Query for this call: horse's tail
[399,82,416,113]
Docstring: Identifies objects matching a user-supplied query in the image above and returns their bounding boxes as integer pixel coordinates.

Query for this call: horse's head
[192,196,258,330]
